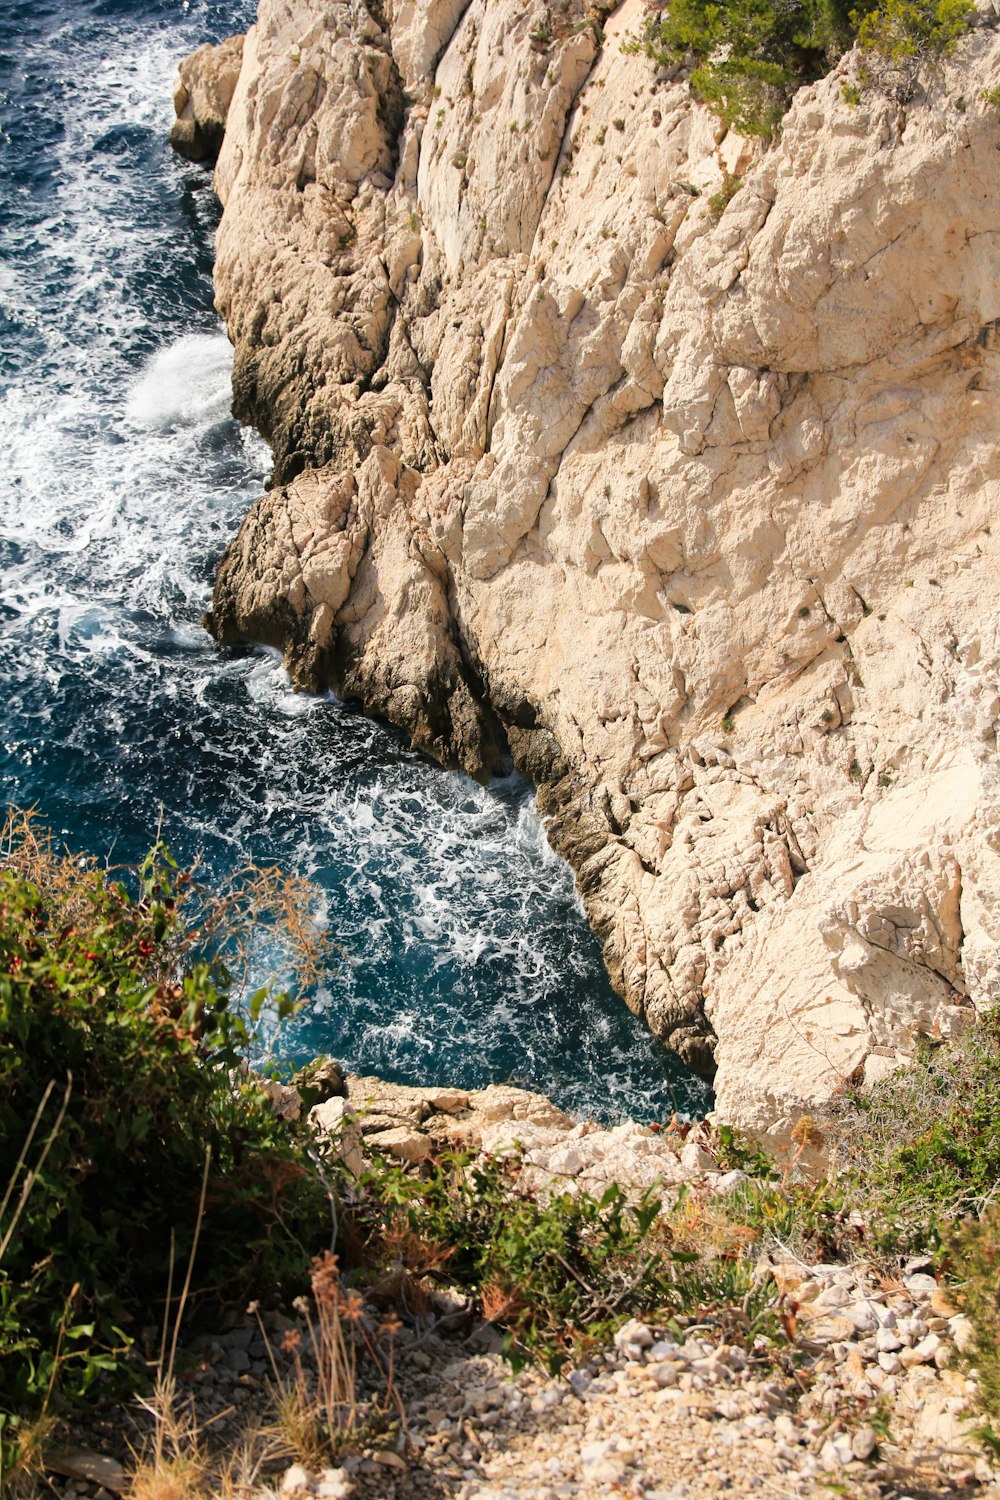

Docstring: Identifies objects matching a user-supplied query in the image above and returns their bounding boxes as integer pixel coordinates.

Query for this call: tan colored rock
[367,1125,432,1162]
[176,0,1000,1133]
[466,1083,574,1130]
[260,1074,303,1122]
[310,1095,364,1176]
[169,34,243,161]
[422,1087,470,1113]
[347,1075,431,1127]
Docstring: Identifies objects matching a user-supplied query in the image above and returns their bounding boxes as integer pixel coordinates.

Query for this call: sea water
[0,0,711,1120]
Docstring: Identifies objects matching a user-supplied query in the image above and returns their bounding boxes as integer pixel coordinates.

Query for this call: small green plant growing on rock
[708,172,743,218]
[981,85,1000,105]
[852,0,976,98]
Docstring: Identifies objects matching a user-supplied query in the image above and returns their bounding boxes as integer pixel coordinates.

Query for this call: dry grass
[128,1377,274,1500]
[1,1415,57,1500]
[254,1252,406,1468]
[126,1251,410,1493]
[663,1190,759,1262]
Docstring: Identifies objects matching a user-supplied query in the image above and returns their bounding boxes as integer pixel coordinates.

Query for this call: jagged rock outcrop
[169,33,244,160]
[174,0,1000,1136]
[308,1073,727,1197]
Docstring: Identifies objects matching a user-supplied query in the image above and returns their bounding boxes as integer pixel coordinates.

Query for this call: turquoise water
[0,0,711,1120]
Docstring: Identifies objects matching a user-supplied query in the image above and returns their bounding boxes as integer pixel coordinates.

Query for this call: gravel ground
[46,1253,1000,1500]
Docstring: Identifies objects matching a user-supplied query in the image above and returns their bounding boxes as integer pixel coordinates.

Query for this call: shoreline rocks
[168,34,243,161]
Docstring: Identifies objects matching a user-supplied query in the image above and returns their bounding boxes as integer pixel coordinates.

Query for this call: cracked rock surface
[174,0,1000,1134]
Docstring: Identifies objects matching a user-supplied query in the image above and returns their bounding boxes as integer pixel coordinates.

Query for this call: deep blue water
[0,0,710,1120]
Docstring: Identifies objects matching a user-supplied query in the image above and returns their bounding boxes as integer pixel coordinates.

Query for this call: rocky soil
[49,1261,999,1500]
[170,0,1000,1140]
[40,1074,1000,1499]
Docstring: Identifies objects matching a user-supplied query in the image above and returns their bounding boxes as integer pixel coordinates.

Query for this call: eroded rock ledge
[175,0,1000,1135]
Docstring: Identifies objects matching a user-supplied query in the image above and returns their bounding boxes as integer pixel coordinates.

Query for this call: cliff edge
[174,0,1000,1136]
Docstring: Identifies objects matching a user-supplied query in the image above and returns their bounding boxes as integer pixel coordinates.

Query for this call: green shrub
[948,1206,1000,1425]
[853,0,977,98]
[832,1012,1000,1254]
[624,0,854,137]
[347,1149,781,1374]
[625,0,975,134]
[0,815,331,1454]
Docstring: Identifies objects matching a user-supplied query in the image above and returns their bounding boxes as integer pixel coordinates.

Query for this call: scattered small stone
[852,1426,878,1461]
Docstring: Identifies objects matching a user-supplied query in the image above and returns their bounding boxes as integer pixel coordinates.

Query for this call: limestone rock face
[173,0,1000,1135]
[169,34,244,161]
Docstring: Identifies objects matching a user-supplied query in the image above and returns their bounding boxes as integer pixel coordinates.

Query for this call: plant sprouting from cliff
[708,172,743,217]
[623,0,855,137]
[625,0,975,133]
[852,0,977,99]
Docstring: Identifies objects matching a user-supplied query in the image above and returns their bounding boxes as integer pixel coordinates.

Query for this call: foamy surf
[126,332,235,429]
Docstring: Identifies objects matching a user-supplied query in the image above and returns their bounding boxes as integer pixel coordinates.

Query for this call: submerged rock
[171,0,1000,1135]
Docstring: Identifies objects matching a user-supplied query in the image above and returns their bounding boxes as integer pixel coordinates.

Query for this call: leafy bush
[832,1012,1000,1254]
[347,1150,781,1374]
[853,0,977,97]
[0,814,331,1457]
[624,0,855,136]
[625,0,975,134]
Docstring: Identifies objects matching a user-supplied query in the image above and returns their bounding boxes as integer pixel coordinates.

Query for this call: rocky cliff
[173,0,1000,1136]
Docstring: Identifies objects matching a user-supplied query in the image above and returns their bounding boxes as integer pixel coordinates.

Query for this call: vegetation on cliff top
[0,813,333,1475]
[625,0,977,136]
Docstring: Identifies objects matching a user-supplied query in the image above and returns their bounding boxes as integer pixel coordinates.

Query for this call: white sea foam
[126,334,235,430]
